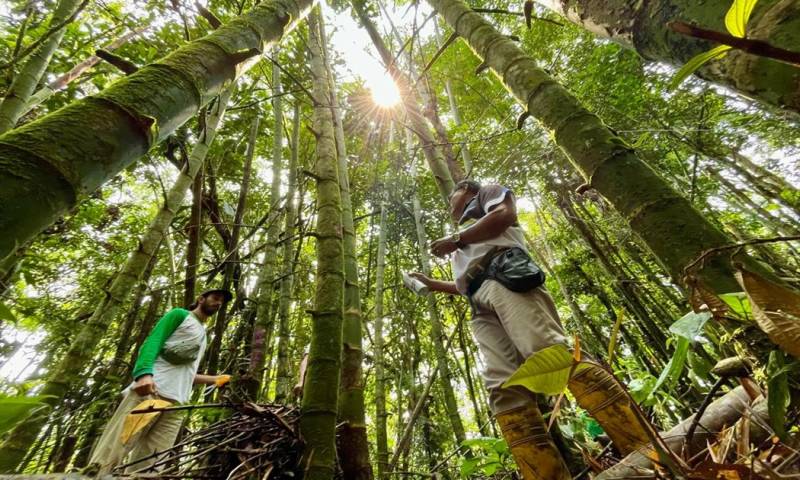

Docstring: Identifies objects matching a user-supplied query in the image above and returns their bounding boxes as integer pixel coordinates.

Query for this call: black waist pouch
[487,247,545,293]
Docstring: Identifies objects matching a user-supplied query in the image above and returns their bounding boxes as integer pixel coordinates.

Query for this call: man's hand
[409,272,431,286]
[133,374,156,396]
[430,236,458,258]
[214,374,231,388]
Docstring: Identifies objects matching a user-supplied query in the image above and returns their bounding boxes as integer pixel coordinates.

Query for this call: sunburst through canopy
[369,71,401,107]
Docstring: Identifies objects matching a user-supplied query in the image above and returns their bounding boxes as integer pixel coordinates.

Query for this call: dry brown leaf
[687,275,729,318]
[120,399,171,445]
[736,267,800,358]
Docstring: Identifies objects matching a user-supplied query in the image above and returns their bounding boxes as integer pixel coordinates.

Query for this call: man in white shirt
[412,180,651,479]
[88,289,232,474]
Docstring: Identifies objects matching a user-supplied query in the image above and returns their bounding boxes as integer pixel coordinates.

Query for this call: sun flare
[369,73,401,108]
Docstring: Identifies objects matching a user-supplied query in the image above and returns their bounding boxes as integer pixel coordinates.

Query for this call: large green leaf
[669,311,712,342]
[0,395,51,435]
[725,0,759,37]
[669,45,731,90]
[719,292,752,320]
[502,344,588,395]
[648,337,690,399]
[767,350,790,440]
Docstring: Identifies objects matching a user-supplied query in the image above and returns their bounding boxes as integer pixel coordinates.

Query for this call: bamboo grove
[0,0,799,478]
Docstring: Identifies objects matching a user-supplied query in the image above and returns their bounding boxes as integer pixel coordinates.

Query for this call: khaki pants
[89,390,183,474]
[470,280,567,414]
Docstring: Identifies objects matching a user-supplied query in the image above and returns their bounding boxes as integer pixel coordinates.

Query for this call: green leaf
[629,375,657,404]
[719,292,752,319]
[460,457,481,477]
[481,461,500,475]
[0,396,51,435]
[767,350,790,440]
[492,439,509,455]
[669,311,712,342]
[725,0,759,38]
[668,45,731,90]
[687,349,714,380]
[502,344,588,395]
[585,417,604,438]
[0,302,16,323]
[648,337,690,399]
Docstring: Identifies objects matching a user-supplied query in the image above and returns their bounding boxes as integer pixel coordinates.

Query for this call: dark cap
[199,288,233,302]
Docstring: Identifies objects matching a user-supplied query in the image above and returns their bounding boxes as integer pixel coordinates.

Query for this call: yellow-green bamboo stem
[300,8,345,479]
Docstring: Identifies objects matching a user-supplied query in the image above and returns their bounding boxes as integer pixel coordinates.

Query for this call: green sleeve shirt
[132,308,190,380]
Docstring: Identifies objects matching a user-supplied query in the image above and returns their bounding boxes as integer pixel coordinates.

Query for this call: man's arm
[431,195,517,257]
[194,374,230,386]
[131,308,188,392]
[459,195,517,245]
[410,273,460,295]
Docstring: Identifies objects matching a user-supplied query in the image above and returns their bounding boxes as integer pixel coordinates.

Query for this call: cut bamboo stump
[596,386,769,479]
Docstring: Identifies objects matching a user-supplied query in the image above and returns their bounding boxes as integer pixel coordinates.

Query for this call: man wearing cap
[88,289,233,474]
[411,180,652,480]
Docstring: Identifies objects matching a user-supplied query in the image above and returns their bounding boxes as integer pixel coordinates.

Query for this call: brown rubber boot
[495,404,571,480]
[568,361,654,455]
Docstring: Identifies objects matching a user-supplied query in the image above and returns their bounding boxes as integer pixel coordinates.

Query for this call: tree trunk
[22,26,149,116]
[0,0,314,261]
[247,58,284,396]
[206,116,258,374]
[373,190,390,479]
[0,0,85,133]
[183,158,204,307]
[322,15,372,477]
[710,167,800,236]
[351,0,455,203]
[110,248,161,375]
[300,8,345,479]
[434,23,474,176]
[274,101,301,403]
[0,89,233,472]
[534,0,800,114]
[428,0,769,296]
[409,155,468,448]
[417,73,465,182]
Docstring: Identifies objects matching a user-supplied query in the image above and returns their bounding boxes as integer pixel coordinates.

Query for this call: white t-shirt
[127,313,207,403]
[452,185,528,295]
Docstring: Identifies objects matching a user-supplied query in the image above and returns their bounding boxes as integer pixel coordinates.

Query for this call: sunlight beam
[369,72,401,107]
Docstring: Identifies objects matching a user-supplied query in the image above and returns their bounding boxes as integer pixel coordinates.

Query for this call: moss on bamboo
[430,0,747,293]
[300,8,345,480]
[0,0,314,261]
[539,0,800,114]
[0,89,233,473]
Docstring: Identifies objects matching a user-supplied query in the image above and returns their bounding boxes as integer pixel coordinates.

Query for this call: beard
[200,303,221,316]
